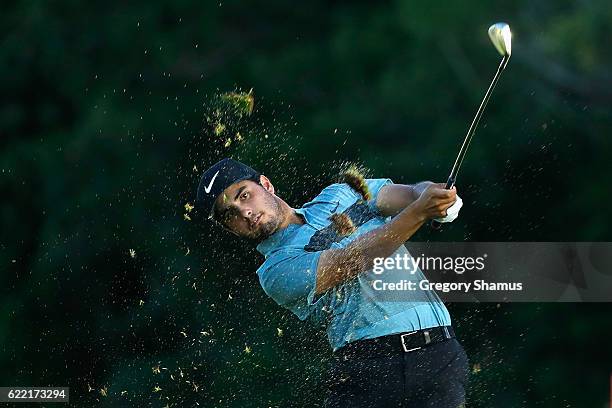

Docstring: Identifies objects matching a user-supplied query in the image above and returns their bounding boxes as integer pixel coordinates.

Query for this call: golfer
[196,158,469,408]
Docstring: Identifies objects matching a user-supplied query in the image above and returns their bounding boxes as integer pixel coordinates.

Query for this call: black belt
[336,326,455,357]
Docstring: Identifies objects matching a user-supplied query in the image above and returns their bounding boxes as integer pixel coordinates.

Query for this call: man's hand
[434,194,463,223]
[412,184,458,220]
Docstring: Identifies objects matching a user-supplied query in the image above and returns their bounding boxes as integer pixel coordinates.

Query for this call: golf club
[432,22,512,229]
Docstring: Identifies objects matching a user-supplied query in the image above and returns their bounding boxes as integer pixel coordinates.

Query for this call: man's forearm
[315,201,427,294]
[314,184,456,295]
[346,201,427,267]
[376,181,434,217]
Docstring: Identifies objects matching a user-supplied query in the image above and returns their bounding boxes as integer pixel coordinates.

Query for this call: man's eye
[241,192,249,200]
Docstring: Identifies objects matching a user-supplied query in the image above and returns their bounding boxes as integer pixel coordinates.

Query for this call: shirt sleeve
[256,249,328,321]
[365,178,393,216]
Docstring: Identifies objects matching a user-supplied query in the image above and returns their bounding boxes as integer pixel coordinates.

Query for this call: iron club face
[488,22,512,57]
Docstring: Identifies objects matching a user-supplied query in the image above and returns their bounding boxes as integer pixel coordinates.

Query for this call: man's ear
[259,175,275,195]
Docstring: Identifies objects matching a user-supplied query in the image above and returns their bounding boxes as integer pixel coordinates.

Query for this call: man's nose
[241,208,252,219]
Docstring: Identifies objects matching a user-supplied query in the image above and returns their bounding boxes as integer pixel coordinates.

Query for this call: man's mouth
[250,214,262,230]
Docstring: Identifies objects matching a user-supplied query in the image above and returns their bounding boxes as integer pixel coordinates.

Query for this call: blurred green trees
[1,1,611,406]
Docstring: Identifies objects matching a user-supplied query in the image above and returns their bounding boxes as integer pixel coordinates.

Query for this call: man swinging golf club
[196,158,467,407]
[196,22,512,408]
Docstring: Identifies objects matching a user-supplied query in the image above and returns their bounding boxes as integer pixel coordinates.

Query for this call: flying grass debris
[329,213,356,237]
[213,122,226,137]
[205,89,255,150]
[341,164,371,201]
[220,89,254,117]
[327,164,370,236]
[184,202,194,221]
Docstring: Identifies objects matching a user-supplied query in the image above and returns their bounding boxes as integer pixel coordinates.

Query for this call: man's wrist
[402,199,427,224]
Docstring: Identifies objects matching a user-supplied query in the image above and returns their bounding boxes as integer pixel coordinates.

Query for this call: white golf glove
[434,195,463,223]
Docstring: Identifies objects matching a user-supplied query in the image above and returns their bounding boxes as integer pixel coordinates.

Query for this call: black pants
[324,338,469,408]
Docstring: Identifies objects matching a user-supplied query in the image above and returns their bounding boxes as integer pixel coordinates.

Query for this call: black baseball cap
[196,158,261,219]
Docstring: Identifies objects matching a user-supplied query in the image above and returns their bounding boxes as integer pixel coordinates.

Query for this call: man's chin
[245,222,278,242]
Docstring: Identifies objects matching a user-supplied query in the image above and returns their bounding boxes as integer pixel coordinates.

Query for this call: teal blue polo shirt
[256,179,451,351]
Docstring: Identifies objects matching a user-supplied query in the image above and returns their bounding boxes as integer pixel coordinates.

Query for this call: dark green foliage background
[1,1,611,407]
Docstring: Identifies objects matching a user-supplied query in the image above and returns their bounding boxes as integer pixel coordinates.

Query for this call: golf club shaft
[431,54,510,230]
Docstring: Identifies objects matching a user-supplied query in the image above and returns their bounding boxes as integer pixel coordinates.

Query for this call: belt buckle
[400,331,422,353]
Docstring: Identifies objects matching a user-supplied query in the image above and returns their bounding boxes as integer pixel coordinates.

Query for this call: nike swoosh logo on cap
[204,170,220,194]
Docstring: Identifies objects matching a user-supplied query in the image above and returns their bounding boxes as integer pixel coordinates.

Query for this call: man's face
[213,177,283,241]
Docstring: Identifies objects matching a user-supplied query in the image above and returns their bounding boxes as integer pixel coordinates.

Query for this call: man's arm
[314,183,456,294]
[375,182,434,217]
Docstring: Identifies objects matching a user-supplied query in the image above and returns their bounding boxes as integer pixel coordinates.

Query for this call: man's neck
[278,202,305,230]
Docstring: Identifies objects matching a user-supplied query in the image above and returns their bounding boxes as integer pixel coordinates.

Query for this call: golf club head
[488,22,512,57]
